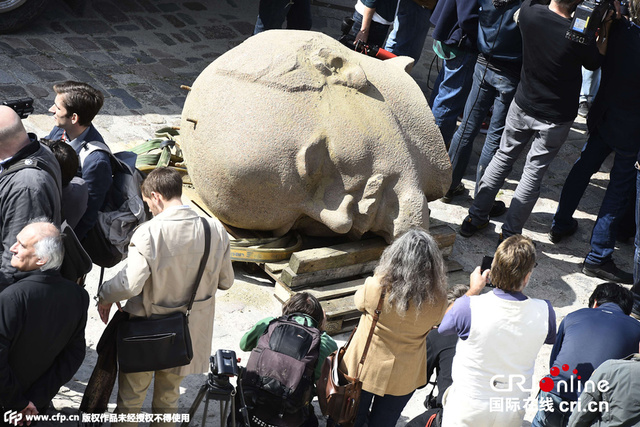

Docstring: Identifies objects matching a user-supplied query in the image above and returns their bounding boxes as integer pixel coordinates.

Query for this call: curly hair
[374,229,447,315]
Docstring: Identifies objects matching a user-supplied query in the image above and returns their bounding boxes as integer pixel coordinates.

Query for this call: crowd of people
[0,0,639,425]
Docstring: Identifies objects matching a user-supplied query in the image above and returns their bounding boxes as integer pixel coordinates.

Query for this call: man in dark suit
[0,221,89,422]
[46,81,111,242]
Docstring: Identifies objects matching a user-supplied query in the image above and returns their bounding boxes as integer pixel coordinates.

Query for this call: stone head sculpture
[180,30,451,243]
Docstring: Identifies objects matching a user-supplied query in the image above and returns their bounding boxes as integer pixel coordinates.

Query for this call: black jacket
[0,270,89,411]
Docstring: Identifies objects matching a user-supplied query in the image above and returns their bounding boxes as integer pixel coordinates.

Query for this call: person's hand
[17,401,37,426]
[355,27,369,45]
[98,301,113,324]
[468,266,489,295]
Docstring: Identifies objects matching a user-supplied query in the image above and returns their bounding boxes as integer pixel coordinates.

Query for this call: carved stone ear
[310,48,369,92]
[296,136,354,234]
[385,56,415,74]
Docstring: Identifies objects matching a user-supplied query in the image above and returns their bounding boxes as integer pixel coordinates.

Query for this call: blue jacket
[46,125,113,240]
[431,0,479,50]
[548,302,640,402]
[477,0,522,61]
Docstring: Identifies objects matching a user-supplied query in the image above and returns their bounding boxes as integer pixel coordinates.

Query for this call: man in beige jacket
[97,167,234,425]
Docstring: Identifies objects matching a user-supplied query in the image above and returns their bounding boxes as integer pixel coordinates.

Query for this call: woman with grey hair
[342,229,449,427]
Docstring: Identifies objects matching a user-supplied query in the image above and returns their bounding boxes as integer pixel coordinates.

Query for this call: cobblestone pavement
[1,1,634,426]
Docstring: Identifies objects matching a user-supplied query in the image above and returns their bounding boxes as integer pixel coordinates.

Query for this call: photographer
[239,292,337,426]
[551,0,639,287]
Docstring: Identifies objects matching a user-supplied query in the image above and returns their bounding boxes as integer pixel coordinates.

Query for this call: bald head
[10,221,64,272]
[0,106,30,156]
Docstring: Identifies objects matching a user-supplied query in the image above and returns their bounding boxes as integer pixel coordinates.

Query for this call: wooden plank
[289,237,387,274]
[306,277,365,301]
[447,270,470,287]
[281,260,379,289]
[264,260,288,275]
[430,224,456,252]
[322,295,361,320]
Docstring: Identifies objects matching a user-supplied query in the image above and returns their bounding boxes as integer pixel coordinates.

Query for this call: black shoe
[441,183,465,203]
[578,101,590,118]
[548,219,578,244]
[460,215,489,237]
[489,201,507,218]
[582,260,634,284]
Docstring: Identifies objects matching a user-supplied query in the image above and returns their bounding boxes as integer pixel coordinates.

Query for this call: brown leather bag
[317,291,386,426]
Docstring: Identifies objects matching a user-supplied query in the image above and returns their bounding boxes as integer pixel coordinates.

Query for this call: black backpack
[78,141,148,268]
[242,314,322,427]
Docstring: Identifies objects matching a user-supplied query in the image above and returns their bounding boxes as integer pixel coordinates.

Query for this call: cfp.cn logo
[3,410,23,426]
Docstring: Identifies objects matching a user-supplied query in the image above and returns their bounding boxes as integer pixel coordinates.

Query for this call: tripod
[182,368,249,427]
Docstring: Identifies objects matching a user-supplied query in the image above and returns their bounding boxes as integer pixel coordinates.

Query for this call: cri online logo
[539,364,581,392]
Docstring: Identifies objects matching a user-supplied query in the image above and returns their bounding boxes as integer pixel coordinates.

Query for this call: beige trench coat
[342,276,447,396]
[99,205,234,376]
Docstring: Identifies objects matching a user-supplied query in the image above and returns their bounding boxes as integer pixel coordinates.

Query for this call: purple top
[439,288,556,344]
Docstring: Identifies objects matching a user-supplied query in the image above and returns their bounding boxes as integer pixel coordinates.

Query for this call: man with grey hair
[0,221,88,422]
[0,106,62,287]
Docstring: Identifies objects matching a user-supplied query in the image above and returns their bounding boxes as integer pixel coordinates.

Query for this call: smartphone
[481,256,496,287]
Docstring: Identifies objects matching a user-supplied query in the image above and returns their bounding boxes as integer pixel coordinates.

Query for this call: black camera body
[211,349,239,377]
[566,0,613,44]
[3,98,34,119]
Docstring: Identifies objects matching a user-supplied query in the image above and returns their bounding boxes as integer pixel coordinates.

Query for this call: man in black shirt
[459,0,607,240]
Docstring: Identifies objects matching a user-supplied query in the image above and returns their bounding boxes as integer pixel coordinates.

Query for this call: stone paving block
[184,2,207,11]
[106,53,137,65]
[0,70,17,85]
[171,33,189,44]
[66,20,113,35]
[157,2,180,12]
[200,24,238,40]
[116,0,145,13]
[0,85,29,98]
[93,38,118,51]
[65,37,100,52]
[15,57,39,72]
[147,48,172,58]
[27,39,56,52]
[57,54,92,69]
[177,12,197,26]
[26,84,50,99]
[154,32,177,46]
[180,29,201,43]
[2,38,30,50]
[159,58,189,69]
[14,68,39,85]
[83,52,117,65]
[35,71,68,82]
[132,51,157,64]
[137,0,160,13]
[108,88,143,109]
[220,14,240,21]
[133,16,156,30]
[90,70,118,89]
[128,84,153,93]
[0,42,19,56]
[113,24,141,32]
[94,1,131,23]
[229,20,254,36]
[67,67,96,83]
[28,55,65,71]
[164,14,186,28]
[132,63,177,80]
[112,36,138,48]
[49,22,70,34]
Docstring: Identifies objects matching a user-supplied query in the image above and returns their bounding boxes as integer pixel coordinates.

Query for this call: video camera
[565,0,625,44]
[338,17,397,60]
[209,349,239,393]
[2,98,34,119]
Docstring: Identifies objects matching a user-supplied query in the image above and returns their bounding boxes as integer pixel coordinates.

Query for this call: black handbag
[116,218,212,373]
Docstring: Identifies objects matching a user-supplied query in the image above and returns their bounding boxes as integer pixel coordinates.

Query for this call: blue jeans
[254,0,312,34]
[354,390,414,427]
[429,49,477,146]
[349,11,391,48]
[469,102,572,236]
[531,391,571,427]
[580,67,601,103]
[384,0,432,63]
[448,62,519,195]
[552,131,636,265]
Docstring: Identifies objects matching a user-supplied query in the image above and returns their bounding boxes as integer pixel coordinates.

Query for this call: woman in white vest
[438,234,557,426]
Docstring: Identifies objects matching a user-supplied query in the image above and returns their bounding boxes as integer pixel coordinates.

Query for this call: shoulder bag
[116,217,212,373]
[317,290,386,426]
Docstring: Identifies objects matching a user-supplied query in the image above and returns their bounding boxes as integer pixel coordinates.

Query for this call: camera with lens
[566,0,619,44]
[3,98,34,119]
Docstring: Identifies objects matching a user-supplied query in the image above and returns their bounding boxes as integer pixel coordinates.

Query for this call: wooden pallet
[182,184,463,335]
